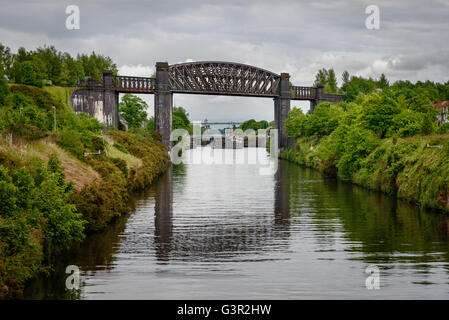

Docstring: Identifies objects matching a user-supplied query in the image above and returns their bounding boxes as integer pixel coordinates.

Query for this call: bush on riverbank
[0,84,169,297]
[281,134,449,211]
[0,149,85,298]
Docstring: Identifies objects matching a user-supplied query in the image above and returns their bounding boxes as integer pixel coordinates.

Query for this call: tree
[172,107,191,132]
[313,68,338,94]
[20,61,40,87]
[314,69,328,87]
[342,70,350,86]
[34,158,84,254]
[378,73,389,89]
[0,43,12,78]
[0,77,9,106]
[387,109,422,137]
[361,94,400,138]
[285,108,308,138]
[35,46,62,84]
[77,52,118,83]
[327,69,338,93]
[341,76,377,102]
[119,94,148,129]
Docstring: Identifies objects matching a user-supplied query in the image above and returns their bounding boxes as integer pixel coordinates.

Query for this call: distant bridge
[201,120,243,128]
[70,61,343,149]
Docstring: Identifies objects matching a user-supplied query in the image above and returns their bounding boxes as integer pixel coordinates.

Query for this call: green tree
[387,109,422,137]
[0,77,9,106]
[336,126,379,180]
[420,106,438,135]
[342,70,350,86]
[378,73,389,89]
[19,61,40,87]
[77,52,117,83]
[0,43,12,78]
[172,107,191,132]
[361,94,400,138]
[327,69,338,93]
[314,69,328,87]
[34,159,84,254]
[342,76,378,102]
[314,68,339,94]
[119,94,148,129]
[285,107,308,138]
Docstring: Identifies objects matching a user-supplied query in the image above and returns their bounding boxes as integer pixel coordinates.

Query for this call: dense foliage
[282,75,449,212]
[313,68,338,94]
[0,43,117,86]
[0,152,85,298]
[238,119,270,132]
[119,94,149,129]
[0,83,168,298]
[172,107,192,133]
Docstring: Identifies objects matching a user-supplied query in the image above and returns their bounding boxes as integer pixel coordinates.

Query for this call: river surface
[25,147,449,299]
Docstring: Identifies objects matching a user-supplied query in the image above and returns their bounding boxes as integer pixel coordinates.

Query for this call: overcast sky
[1,0,448,121]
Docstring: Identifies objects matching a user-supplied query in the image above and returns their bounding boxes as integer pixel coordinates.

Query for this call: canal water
[25,147,449,299]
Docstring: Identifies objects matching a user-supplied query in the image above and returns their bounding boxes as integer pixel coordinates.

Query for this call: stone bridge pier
[274,73,291,151]
[70,71,119,130]
[154,62,173,149]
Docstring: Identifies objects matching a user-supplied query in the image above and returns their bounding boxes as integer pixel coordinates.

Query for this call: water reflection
[154,165,173,262]
[152,149,291,263]
[24,148,449,299]
[274,157,290,225]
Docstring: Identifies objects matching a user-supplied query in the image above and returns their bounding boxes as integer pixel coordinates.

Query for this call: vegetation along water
[1,44,449,299]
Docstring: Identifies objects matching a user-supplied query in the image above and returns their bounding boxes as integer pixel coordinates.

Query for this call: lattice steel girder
[168,61,281,97]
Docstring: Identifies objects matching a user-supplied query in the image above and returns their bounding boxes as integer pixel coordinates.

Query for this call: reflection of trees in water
[24,199,135,299]
[284,161,449,266]
[153,163,291,262]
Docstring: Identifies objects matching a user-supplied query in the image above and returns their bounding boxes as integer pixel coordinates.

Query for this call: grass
[0,136,101,192]
[43,86,77,112]
[104,136,143,169]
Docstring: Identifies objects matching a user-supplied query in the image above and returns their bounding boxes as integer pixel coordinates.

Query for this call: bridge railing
[112,75,155,92]
[290,86,316,100]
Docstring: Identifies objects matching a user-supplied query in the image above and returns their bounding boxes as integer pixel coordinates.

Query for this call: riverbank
[0,85,169,298]
[280,134,449,213]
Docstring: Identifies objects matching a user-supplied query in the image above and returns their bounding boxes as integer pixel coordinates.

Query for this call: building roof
[435,101,449,109]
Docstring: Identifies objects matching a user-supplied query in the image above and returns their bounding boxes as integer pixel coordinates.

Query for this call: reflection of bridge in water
[153,163,291,262]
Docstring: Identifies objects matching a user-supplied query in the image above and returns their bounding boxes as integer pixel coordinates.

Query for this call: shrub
[92,160,119,179]
[71,174,129,232]
[113,143,128,154]
[0,77,9,106]
[57,129,85,159]
[9,85,59,111]
[150,130,162,143]
[110,157,128,177]
[91,136,106,152]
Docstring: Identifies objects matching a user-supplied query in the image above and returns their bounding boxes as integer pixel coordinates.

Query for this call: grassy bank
[280,134,449,212]
[0,84,169,298]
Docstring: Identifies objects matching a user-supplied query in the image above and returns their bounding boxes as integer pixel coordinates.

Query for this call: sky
[0,0,448,121]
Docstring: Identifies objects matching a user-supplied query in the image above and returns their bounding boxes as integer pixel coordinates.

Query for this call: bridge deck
[111,75,320,100]
[112,75,155,93]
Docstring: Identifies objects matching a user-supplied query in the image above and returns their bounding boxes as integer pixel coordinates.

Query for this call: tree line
[285,73,449,180]
[311,68,449,104]
[0,43,117,87]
